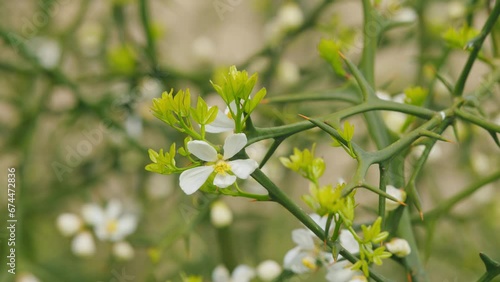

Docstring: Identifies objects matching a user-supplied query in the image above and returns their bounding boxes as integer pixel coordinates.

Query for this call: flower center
[301,256,317,270]
[213,160,231,174]
[106,220,118,234]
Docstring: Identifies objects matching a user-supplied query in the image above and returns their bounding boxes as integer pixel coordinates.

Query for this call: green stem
[139,0,157,66]
[453,0,500,97]
[455,108,500,133]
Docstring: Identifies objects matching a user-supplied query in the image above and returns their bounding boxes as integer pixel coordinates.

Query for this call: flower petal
[326,260,357,282]
[113,215,138,241]
[212,265,230,282]
[213,173,237,188]
[205,109,235,133]
[223,133,247,159]
[179,166,214,195]
[81,204,104,226]
[340,229,359,254]
[228,159,258,179]
[291,228,315,250]
[187,140,218,162]
[106,199,122,219]
[232,265,256,282]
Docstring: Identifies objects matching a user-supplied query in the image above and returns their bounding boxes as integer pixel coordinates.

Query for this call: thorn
[419,211,424,221]
[399,201,407,206]
[338,51,346,60]
[298,114,310,120]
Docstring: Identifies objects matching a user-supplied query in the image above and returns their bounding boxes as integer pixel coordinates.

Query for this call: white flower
[385,238,411,257]
[179,133,258,195]
[257,260,281,281]
[326,260,362,282]
[71,231,96,257]
[113,241,135,260]
[277,3,304,31]
[16,273,41,282]
[28,37,61,69]
[277,60,300,85]
[283,229,333,273]
[210,201,233,227]
[82,200,138,242]
[385,185,407,211]
[56,213,83,237]
[205,102,237,133]
[212,265,256,282]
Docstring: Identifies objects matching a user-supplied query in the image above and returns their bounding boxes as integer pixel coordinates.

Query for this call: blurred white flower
[448,1,466,19]
[139,77,163,100]
[56,213,83,237]
[277,3,304,31]
[385,238,411,257]
[192,36,216,63]
[125,114,143,139]
[326,260,362,282]
[256,260,281,281]
[82,200,138,242]
[179,133,258,194]
[349,276,368,282]
[112,241,135,260]
[28,37,61,69]
[71,231,96,257]
[277,60,300,86]
[16,273,41,282]
[283,229,333,273]
[210,200,233,228]
[393,8,417,23]
[385,185,406,211]
[77,22,103,57]
[381,93,407,133]
[212,264,256,282]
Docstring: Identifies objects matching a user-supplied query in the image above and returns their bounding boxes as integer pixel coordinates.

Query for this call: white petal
[228,159,258,179]
[326,261,357,282]
[113,215,138,241]
[71,231,96,257]
[187,140,218,162]
[309,213,332,234]
[106,199,122,219]
[56,213,82,237]
[223,133,247,159]
[292,229,315,250]
[179,166,214,195]
[256,260,281,281]
[81,204,104,226]
[113,241,135,260]
[340,229,359,254]
[283,246,303,271]
[205,109,235,133]
[213,173,237,188]
[212,265,230,282]
[232,265,256,282]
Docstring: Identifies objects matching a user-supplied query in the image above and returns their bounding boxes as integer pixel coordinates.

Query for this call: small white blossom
[326,260,362,282]
[205,102,237,133]
[179,133,258,195]
[210,201,233,227]
[386,238,411,257]
[212,265,256,282]
[277,3,304,31]
[71,231,96,257]
[56,213,83,237]
[28,37,61,69]
[277,60,300,85]
[113,241,135,260]
[385,185,407,211]
[16,273,41,282]
[283,229,333,273]
[82,200,138,242]
[257,260,281,281]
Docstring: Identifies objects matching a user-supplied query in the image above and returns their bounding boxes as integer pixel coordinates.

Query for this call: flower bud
[277,3,304,31]
[56,213,83,237]
[16,273,41,282]
[385,238,411,257]
[210,201,233,228]
[71,231,96,257]
[257,260,281,281]
[113,241,135,260]
[385,185,406,211]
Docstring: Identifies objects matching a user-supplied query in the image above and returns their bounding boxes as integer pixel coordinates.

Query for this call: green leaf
[443,25,480,50]
[318,38,346,77]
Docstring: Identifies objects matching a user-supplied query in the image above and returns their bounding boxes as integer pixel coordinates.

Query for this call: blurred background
[0,0,499,281]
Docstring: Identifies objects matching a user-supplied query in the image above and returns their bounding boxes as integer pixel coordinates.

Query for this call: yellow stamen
[106,220,118,234]
[213,160,231,174]
[302,257,317,271]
